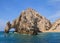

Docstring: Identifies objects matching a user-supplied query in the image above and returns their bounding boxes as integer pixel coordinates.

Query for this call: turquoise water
[0,32,60,43]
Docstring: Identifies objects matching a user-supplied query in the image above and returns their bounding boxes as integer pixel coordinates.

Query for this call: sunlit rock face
[49,19,60,32]
[5,8,52,35]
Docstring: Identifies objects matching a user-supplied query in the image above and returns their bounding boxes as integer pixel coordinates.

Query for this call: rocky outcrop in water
[49,19,60,32]
[5,8,52,35]
[5,21,11,33]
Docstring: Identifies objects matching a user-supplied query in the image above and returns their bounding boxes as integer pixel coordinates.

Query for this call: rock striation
[48,19,60,32]
[5,8,52,35]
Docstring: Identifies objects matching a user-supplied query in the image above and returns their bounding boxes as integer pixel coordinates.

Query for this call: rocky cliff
[5,8,52,35]
[48,19,60,32]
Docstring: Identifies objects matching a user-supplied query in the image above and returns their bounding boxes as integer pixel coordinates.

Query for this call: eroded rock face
[5,21,11,33]
[49,19,60,32]
[5,8,52,35]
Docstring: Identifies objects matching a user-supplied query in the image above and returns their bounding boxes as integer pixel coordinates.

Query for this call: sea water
[0,31,60,43]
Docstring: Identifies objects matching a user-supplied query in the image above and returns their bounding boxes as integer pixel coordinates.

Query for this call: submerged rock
[5,8,52,35]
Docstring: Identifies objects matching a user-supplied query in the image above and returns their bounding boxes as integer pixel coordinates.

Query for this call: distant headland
[5,8,60,35]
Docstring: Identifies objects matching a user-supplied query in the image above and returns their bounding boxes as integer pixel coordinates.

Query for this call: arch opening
[9,28,15,33]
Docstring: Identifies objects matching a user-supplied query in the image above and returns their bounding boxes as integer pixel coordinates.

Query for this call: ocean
[0,31,60,43]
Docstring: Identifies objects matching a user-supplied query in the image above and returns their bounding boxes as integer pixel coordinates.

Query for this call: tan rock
[5,21,11,33]
[5,8,52,35]
[49,19,60,32]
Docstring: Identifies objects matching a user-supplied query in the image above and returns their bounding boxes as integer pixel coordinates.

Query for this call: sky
[0,0,60,31]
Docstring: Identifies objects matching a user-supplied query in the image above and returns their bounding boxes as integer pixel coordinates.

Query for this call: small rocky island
[5,8,60,35]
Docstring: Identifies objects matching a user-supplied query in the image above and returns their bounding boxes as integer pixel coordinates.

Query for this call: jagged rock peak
[21,8,41,16]
[25,8,36,11]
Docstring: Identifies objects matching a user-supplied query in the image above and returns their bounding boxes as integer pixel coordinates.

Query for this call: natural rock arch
[5,8,52,35]
[5,21,17,33]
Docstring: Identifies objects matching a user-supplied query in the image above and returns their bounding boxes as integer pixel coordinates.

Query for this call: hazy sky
[0,0,60,31]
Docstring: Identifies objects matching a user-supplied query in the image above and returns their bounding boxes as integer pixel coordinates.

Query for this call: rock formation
[49,19,60,32]
[5,8,52,35]
[5,21,11,33]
